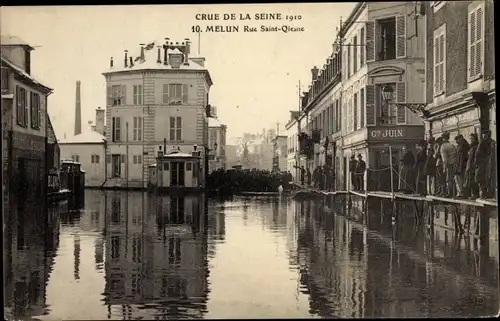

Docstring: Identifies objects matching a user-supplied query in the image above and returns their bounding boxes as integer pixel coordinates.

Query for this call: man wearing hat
[464,133,479,199]
[439,132,457,197]
[349,155,357,190]
[415,139,428,195]
[425,136,437,195]
[355,154,367,191]
[475,130,494,198]
[454,134,470,198]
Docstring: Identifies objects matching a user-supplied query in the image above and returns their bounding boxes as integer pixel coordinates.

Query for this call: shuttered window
[396,82,407,124]
[353,93,358,130]
[396,15,406,58]
[365,85,375,126]
[365,21,375,62]
[468,3,484,80]
[360,27,365,66]
[433,25,446,96]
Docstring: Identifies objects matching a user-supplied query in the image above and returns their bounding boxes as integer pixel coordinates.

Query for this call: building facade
[285,111,299,181]
[423,0,495,140]
[208,116,227,172]
[272,135,288,172]
[338,2,426,190]
[102,39,212,188]
[1,35,53,204]
[59,107,107,187]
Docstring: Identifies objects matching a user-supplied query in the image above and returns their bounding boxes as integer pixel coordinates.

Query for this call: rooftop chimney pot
[110,57,113,68]
[157,46,162,63]
[124,50,128,67]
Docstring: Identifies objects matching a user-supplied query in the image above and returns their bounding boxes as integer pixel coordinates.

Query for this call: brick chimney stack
[311,66,319,81]
[74,80,82,136]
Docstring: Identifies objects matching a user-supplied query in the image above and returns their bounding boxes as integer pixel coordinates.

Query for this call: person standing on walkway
[434,137,445,196]
[454,134,470,198]
[487,132,497,199]
[355,154,366,191]
[400,146,415,194]
[307,168,312,187]
[439,132,457,198]
[415,140,427,195]
[425,137,437,195]
[475,130,493,198]
[349,155,357,191]
[464,133,479,199]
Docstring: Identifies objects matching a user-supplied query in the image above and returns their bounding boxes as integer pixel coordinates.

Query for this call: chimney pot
[157,46,162,63]
[163,44,169,65]
[311,66,319,81]
[129,56,134,67]
[124,50,128,67]
[110,57,114,68]
[139,44,145,61]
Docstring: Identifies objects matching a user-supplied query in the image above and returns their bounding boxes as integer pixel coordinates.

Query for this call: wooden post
[389,145,395,200]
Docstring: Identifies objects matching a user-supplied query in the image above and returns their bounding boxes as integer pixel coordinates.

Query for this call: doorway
[111,154,121,178]
[170,162,185,187]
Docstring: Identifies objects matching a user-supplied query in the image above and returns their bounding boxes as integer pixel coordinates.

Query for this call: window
[468,3,484,81]
[112,117,121,142]
[133,84,143,105]
[30,92,41,129]
[133,117,142,141]
[360,27,365,66]
[186,162,192,171]
[377,83,398,124]
[353,35,358,72]
[109,85,126,106]
[360,88,365,128]
[16,86,28,127]
[165,83,188,105]
[169,116,182,141]
[72,155,80,162]
[377,18,396,61]
[434,25,446,96]
[353,93,358,130]
[133,155,142,164]
[91,154,100,163]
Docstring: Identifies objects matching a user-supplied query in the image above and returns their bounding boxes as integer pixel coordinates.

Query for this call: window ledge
[433,91,445,98]
[468,74,483,83]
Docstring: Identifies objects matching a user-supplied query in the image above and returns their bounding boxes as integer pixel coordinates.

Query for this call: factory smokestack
[74,80,82,136]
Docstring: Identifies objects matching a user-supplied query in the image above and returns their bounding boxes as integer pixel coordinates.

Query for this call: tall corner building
[101,39,213,188]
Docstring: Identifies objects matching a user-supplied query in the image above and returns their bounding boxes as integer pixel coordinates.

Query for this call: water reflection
[102,192,209,319]
[3,190,498,319]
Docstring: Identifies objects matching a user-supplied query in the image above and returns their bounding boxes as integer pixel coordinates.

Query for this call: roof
[1,57,52,93]
[1,35,34,50]
[164,150,195,158]
[103,44,208,74]
[58,130,106,144]
[208,117,225,127]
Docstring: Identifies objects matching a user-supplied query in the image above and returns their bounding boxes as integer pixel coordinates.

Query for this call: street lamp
[381,84,394,102]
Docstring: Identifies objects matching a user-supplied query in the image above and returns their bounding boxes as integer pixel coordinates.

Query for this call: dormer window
[169,54,183,68]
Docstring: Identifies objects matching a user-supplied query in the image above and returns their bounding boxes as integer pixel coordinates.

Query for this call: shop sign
[369,128,405,139]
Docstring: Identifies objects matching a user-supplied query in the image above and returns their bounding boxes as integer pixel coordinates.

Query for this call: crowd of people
[207,168,293,195]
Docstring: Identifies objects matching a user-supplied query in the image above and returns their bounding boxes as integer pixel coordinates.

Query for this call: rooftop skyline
[1,4,355,140]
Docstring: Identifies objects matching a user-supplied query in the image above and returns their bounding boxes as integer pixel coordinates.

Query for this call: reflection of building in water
[3,200,60,319]
[296,200,367,318]
[103,192,209,319]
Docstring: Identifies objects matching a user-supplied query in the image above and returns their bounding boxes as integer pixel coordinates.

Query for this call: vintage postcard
[1,2,498,319]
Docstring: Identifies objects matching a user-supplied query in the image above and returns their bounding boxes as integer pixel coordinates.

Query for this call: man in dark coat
[400,146,415,194]
[355,154,367,191]
[464,133,479,199]
[454,134,470,198]
[475,130,493,198]
[415,140,428,195]
[425,136,437,195]
[349,155,357,190]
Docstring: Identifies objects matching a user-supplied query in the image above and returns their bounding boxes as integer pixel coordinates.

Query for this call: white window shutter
[107,85,112,106]
[365,85,375,125]
[475,6,483,77]
[121,85,126,105]
[365,21,375,62]
[434,35,440,95]
[469,10,477,78]
[396,82,407,124]
[182,84,188,104]
[163,84,169,104]
[439,35,445,93]
[396,15,406,58]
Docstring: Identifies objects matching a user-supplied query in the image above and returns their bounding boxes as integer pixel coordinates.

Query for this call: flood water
[3,190,499,319]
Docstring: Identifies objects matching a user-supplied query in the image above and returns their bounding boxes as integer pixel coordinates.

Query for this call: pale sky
[1,3,355,140]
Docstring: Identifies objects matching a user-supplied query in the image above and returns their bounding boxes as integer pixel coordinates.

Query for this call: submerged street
[3,190,499,319]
